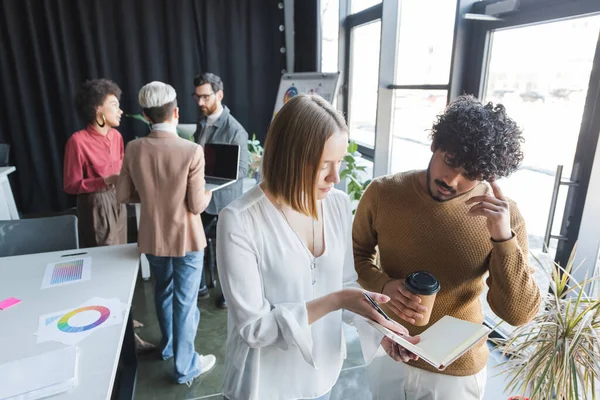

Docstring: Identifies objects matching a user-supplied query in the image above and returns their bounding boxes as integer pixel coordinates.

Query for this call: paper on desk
[0,346,78,400]
[0,297,21,310]
[36,297,124,346]
[40,257,92,289]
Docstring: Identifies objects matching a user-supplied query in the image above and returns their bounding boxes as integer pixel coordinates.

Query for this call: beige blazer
[117,130,208,257]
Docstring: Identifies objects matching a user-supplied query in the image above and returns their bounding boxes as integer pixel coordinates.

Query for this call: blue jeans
[146,251,204,384]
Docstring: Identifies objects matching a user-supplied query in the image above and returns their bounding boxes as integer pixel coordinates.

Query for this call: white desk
[0,166,18,220]
[0,244,139,399]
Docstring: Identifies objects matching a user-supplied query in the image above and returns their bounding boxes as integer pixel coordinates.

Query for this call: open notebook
[367,315,490,370]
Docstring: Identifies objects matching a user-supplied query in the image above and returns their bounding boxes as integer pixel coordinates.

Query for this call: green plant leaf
[347,141,358,154]
[126,113,151,132]
[126,114,150,124]
[176,128,194,141]
[494,243,600,399]
[248,133,264,156]
[347,175,363,186]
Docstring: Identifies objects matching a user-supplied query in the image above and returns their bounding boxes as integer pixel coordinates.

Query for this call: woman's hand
[336,288,408,335]
[381,336,420,362]
[335,288,420,362]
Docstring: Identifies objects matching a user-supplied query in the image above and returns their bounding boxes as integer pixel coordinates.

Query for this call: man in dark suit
[193,72,249,308]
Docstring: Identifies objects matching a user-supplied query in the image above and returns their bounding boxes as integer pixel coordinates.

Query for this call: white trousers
[366,355,487,400]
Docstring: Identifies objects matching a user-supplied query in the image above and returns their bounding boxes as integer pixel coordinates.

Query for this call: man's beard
[200,104,216,116]
[426,160,456,202]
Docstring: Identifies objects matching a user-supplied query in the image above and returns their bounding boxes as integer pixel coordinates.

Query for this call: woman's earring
[96,114,106,128]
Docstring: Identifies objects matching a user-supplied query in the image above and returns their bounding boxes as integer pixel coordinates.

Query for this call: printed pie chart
[57,305,111,333]
[283,86,298,104]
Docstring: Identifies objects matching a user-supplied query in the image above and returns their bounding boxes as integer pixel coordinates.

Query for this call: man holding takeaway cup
[353,95,542,399]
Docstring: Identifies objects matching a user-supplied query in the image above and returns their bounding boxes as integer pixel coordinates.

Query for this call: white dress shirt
[216,185,368,400]
[150,122,177,134]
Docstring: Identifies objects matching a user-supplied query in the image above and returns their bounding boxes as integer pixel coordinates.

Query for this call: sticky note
[0,297,21,310]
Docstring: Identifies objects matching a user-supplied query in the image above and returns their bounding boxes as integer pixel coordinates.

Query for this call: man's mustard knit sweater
[353,170,541,376]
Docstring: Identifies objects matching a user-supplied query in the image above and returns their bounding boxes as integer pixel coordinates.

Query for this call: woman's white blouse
[216,186,362,400]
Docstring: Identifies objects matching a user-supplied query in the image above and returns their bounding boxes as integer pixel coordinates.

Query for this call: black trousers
[199,212,218,289]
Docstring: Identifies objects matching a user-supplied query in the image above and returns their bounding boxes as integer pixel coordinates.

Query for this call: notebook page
[366,316,490,370]
[365,320,442,368]
[417,316,490,368]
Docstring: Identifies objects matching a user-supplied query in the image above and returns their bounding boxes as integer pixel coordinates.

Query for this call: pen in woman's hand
[363,292,392,322]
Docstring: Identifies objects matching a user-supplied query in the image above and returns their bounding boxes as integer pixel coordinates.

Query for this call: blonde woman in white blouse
[216,94,419,400]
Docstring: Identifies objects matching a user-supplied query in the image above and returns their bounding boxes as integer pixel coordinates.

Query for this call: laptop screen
[203,143,239,180]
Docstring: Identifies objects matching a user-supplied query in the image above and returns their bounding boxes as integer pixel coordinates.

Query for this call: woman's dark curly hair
[74,79,122,124]
[430,94,524,181]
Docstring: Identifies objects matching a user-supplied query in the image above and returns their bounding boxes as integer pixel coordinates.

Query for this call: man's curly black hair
[430,94,524,181]
[74,79,122,124]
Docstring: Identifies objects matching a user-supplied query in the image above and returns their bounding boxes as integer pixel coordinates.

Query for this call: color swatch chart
[36,297,123,346]
[50,259,84,285]
[41,257,92,289]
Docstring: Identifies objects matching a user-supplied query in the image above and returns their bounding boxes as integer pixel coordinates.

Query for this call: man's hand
[382,279,427,324]
[465,181,512,242]
[381,335,420,362]
[103,174,119,187]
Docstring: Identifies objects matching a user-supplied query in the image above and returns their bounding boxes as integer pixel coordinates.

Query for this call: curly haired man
[353,95,541,399]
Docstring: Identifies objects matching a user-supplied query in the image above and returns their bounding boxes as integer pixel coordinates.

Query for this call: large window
[394,0,456,85]
[330,0,600,344]
[389,90,446,173]
[389,0,457,174]
[479,16,600,336]
[320,0,339,73]
[347,20,382,148]
[351,0,381,14]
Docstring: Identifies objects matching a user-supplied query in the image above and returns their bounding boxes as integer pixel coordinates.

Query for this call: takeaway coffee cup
[404,271,440,326]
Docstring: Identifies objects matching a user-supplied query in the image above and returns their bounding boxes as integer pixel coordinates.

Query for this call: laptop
[203,143,240,191]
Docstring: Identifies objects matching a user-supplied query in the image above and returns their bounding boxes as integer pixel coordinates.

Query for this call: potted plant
[494,245,600,400]
[247,133,264,182]
[339,141,371,214]
[125,113,194,141]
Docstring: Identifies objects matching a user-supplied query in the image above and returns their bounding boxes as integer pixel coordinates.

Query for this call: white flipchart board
[273,72,341,117]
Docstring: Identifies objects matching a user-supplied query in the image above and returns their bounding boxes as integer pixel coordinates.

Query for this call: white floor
[483,343,518,400]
